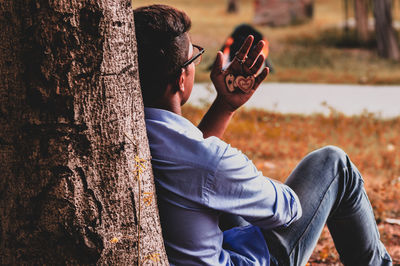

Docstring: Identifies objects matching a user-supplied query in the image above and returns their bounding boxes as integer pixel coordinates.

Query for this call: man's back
[146,107,226,264]
[145,107,300,265]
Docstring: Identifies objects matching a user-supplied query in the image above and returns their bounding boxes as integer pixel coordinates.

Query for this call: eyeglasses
[181,44,205,68]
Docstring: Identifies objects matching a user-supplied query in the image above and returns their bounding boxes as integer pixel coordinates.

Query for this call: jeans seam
[287,168,344,258]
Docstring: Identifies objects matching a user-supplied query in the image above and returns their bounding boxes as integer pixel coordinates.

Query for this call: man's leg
[263,146,392,266]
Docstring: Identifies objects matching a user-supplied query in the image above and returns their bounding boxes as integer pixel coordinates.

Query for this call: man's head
[133,5,192,106]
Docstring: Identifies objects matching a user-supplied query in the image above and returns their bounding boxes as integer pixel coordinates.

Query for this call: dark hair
[133,5,191,105]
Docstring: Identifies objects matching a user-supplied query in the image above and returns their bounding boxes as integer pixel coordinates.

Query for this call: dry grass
[182,104,400,264]
[132,0,400,85]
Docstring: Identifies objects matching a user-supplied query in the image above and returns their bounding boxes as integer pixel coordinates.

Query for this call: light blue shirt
[144,107,301,266]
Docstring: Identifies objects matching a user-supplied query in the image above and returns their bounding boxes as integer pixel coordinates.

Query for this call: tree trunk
[343,0,350,33]
[354,0,369,42]
[0,0,167,264]
[373,0,400,60]
[227,0,239,13]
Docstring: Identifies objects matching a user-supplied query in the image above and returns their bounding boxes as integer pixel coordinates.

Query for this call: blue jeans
[220,146,392,266]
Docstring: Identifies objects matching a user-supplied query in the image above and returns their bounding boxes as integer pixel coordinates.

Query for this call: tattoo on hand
[225,73,255,93]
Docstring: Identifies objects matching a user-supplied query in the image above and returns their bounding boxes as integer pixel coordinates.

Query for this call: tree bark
[343,0,350,33]
[373,0,400,60]
[354,0,369,42]
[0,0,167,264]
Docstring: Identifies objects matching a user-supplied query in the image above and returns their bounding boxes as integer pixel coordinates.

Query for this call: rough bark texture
[354,0,369,42]
[0,0,167,264]
[373,0,400,60]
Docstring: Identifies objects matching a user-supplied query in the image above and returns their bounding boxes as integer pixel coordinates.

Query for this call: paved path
[189,83,400,118]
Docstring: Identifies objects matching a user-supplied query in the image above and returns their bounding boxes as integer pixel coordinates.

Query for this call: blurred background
[133,0,400,264]
[134,0,400,84]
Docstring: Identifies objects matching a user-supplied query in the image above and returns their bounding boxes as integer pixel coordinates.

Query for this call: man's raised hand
[210,35,269,112]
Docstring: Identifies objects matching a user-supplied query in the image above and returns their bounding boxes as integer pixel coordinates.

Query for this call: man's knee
[302,145,351,184]
[313,145,347,163]
[313,145,364,187]
[305,145,348,168]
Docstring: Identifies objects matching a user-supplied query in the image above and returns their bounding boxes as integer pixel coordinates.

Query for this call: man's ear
[178,68,185,92]
[167,69,185,96]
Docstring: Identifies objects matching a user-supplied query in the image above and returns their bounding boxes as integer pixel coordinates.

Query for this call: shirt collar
[144,107,204,139]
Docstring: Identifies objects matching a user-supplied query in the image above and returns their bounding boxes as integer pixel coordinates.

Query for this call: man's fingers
[245,40,265,68]
[249,54,264,75]
[211,51,223,78]
[235,35,254,61]
[254,67,269,89]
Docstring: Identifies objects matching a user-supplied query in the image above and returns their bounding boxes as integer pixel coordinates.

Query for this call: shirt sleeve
[205,145,302,230]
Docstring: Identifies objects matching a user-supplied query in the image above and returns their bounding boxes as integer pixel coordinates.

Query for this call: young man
[134,5,392,266]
